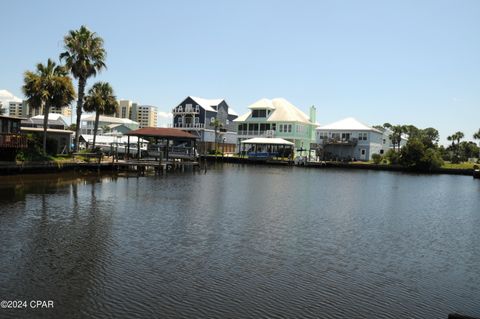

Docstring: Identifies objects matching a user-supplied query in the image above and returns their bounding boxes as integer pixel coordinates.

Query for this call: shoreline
[0,156,475,177]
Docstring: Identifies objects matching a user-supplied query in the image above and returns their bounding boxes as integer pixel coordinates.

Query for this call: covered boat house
[125,127,198,161]
[240,137,294,160]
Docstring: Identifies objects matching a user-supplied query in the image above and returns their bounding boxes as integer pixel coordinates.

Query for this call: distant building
[116,100,158,128]
[132,105,157,128]
[116,100,134,119]
[80,115,139,135]
[315,117,406,161]
[171,96,238,153]
[234,98,317,154]
[9,100,71,118]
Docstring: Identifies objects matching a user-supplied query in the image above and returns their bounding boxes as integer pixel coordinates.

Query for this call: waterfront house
[316,117,401,161]
[21,114,68,130]
[234,98,317,155]
[171,96,238,154]
[80,115,139,135]
[0,115,27,161]
[20,127,73,154]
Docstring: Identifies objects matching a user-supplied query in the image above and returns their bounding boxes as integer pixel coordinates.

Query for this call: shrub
[372,153,383,164]
[385,149,400,165]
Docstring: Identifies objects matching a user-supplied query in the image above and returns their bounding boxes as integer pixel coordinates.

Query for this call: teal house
[234,98,317,154]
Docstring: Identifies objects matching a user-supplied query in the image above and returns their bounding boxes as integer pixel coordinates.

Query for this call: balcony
[170,123,205,129]
[0,133,28,149]
[172,106,200,114]
[323,138,358,146]
[238,130,275,137]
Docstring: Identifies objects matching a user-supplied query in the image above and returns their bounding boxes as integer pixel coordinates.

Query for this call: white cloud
[0,90,22,113]
[157,111,173,127]
[0,89,22,103]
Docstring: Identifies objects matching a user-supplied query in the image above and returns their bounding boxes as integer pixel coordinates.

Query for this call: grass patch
[442,162,476,169]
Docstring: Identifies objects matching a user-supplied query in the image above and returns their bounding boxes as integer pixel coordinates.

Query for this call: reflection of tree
[1,174,113,317]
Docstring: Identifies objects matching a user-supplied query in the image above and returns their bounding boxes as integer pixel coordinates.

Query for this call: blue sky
[1,0,479,144]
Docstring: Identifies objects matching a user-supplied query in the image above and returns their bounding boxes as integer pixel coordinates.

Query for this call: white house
[316,117,405,161]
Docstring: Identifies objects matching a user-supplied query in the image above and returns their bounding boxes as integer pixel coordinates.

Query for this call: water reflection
[0,166,479,319]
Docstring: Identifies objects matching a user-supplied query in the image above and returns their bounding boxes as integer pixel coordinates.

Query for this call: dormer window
[252,109,267,118]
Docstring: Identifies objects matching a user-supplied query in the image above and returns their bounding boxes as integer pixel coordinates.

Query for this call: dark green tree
[22,59,76,154]
[60,25,106,151]
[83,82,118,149]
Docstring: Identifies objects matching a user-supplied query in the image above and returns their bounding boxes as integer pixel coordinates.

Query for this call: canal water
[0,165,479,319]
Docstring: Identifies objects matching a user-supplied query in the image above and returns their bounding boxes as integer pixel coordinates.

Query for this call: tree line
[373,124,480,170]
[21,25,117,155]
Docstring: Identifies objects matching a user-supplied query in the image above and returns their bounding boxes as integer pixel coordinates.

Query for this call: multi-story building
[8,101,28,117]
[116,100,134,119]
[171,96,238,153]
[132,105,157,128]
[234,98,317,154]
[9,101,71,118]
[315,117,407,161]
[116,100,158,129]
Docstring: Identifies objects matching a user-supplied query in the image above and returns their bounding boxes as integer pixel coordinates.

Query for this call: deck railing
[323,138,358,146]
[169,123,204,129]
[0,133,28,149]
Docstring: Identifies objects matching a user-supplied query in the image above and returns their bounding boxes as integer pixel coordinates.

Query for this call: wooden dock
[112,159,200,174]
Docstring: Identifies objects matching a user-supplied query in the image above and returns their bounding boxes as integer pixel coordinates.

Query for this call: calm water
[0,165,479,319]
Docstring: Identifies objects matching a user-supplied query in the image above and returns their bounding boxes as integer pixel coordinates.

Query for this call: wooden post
[137,137,140,159]
[165,139,169,161]
[127,135,130,160]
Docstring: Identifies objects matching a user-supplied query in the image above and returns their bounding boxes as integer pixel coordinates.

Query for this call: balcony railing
[238,130,275,136]
[169,123,205,129]
[323,138,358,146]
[172,107,200,114]
[0,133,28,149]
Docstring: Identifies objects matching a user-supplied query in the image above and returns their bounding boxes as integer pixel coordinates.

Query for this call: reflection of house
[80,115,139,135]
[171,96,238,153]
[316,117,396,161]
[0,115,28,160]
[20,127,73,154]
[21,114,68,130]
[234,98,317,154]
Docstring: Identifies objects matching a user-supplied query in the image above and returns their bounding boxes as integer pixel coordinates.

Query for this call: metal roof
[317,117,382,133]
[241,137,294,145]
[125,127,197,139]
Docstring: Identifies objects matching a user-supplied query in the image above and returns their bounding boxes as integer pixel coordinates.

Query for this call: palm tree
[22,59,75,154]
[474,129,480,143]
[60,25,106,151]
[211,118,223,154]
[454,131,464,145]
[83,82,118,149]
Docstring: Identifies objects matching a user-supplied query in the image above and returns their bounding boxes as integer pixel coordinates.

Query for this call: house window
[361,149,366,155]
[288,125,292,133]
[252,109,267,118]
[359,133,368,141]
[318,132,328,140]
[380,149,384,154]
[279,125,283,133]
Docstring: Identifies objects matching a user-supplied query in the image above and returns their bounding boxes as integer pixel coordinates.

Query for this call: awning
[241,137,294,146]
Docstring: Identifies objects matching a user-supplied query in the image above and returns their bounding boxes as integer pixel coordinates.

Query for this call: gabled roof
[317,117,382,133]
[234,98,313,124]
[82,115,139,125]
[187,96,238,116]
[241,137,294,145]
